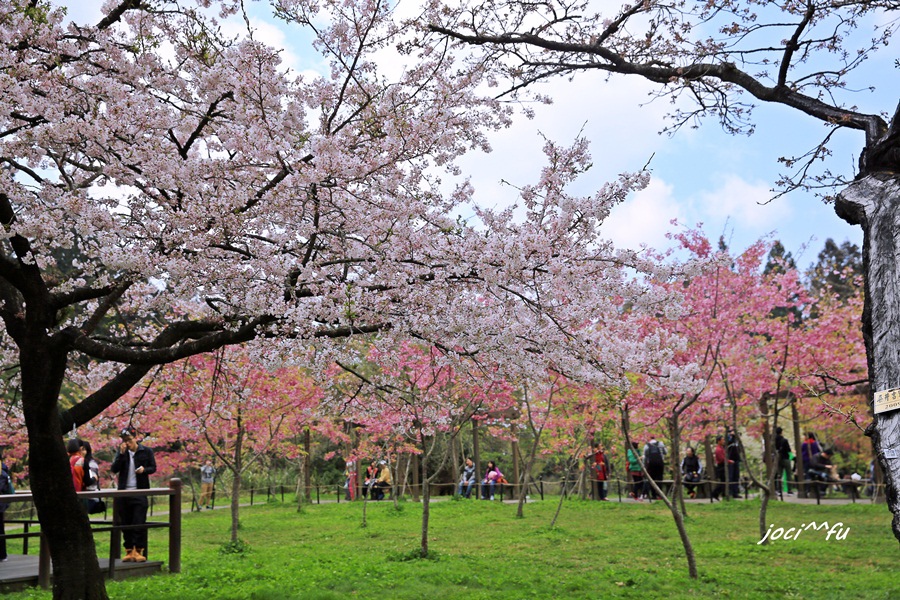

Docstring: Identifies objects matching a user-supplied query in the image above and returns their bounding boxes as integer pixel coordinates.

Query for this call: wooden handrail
[0,478,182,589]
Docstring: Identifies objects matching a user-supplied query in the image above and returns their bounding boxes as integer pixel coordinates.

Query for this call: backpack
[646,442,664,469]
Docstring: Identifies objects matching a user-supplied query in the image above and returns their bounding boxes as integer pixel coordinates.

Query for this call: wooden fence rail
[0,478,182,590]
[198,476,883,508]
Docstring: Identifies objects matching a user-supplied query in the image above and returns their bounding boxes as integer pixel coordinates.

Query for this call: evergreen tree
[806,239,863,302]
[763,241,796,276]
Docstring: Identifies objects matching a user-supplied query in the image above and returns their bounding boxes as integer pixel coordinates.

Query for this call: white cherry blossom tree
[0,1,685,597]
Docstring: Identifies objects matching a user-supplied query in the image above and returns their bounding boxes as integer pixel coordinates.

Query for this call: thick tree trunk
[21,346,108,599]
[836,172,900,543]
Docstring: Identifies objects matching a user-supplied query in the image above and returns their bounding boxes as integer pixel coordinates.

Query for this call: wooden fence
[0,479,182,590]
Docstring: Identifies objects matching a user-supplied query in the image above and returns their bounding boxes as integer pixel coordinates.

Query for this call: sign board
[874,388,900,415]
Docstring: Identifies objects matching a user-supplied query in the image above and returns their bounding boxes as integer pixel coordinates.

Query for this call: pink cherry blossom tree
[333,339,515,556]
[151,349,322,542]
[428,0,900,540]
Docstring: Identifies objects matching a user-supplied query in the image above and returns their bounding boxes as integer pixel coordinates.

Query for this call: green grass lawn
[9,497,900,599]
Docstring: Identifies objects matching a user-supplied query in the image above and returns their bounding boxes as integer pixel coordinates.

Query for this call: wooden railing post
[109,497,121,580]
[168,478,182,574]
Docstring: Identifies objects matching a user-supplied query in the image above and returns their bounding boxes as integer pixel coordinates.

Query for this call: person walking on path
[199,461,216,509]
[642,436,667,500]
[774,427,793,494]
[626,442,643,500]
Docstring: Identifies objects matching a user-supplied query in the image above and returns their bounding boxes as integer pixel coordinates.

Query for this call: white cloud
[602,174,796,255]
[602,178,684,251]
[696,174,791,231]
[458,73,673,210]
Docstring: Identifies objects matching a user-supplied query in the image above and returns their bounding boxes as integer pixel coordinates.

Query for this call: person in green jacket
[626,442,643,500]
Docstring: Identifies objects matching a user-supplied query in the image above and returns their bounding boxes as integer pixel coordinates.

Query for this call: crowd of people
[582,429,865,502]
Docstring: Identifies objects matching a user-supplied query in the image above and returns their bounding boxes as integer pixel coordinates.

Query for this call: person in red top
[67,438,84,492]
[711,435,727,501]
[591,445,611,501]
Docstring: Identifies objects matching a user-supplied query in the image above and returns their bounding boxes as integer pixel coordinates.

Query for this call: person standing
[591,445,610,501]
[199,461,216,509]
[774,427,793,494]
[642,436,667,500]
[726,430,742,499]
[67,438,84,493]
[626,442,643,500]
[111,427,156,563]
[81,441,104,514]
[711,435,727,501]
[800,432,821,477]
[343,461,357,501]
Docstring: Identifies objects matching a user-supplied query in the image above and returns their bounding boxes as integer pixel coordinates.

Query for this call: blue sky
[59,1,893,270]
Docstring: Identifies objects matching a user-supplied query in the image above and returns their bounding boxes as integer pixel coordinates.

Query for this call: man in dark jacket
[808,448,837,482]
[726,430,742,499]
[111,427,156,563]
[774,427,793,494]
